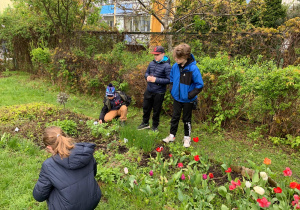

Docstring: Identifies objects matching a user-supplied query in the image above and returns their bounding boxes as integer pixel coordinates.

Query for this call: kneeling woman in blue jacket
[33,126,101,210]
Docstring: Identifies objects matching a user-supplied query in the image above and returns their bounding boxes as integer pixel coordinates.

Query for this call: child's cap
[151,46,165,54]
[106,83,115,97]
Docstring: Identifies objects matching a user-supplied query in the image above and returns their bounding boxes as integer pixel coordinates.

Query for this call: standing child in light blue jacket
[163,43,204,147]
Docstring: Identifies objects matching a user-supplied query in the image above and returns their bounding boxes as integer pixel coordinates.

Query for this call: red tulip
[169,154,172,158]
[178,163,183,168]
[209,173,214,178]
[273,187,282,193]
[290,182,298,189]
[225,167,232,173]
[192,137,199,142]
[194,155,200,161]
[156,147,163,152]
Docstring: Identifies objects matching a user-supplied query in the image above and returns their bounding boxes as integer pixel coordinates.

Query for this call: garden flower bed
[1,103,299,209]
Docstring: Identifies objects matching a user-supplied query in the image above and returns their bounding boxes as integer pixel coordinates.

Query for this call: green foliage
[0,142,47,209]
[31,47,51,65]
[262,0,287,28]
[119,126,157,153]
[269,135,300,148]
[0,133,40,155]
[46,119,77,136]
[0,102,61,123]
[197,53,300,137]
[86,120,119,139]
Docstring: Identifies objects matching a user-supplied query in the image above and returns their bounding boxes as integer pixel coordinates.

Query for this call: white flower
[124,138,128,143]
[254,186,265,195]
[245,181,251,188]
[260,172,268,181]
[93,121,98,125]
[124,167,128,174]
[15,127,19,132]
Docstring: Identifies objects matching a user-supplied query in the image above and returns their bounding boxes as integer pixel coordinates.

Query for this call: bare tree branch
[136,0,165,28]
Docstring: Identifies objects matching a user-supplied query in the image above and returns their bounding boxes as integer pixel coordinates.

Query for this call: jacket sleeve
[155,64,171,85]
[33,163,53,202]
[99,104,108,121]
[144,64,151,80]
[93,157,97,177]
[188,66,204,99]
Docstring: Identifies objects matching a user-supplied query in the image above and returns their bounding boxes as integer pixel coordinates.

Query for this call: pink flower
[209,173,214,178]
[149,170,153,176]
[283,167,292,176]
[156,147,163,152]
[169,154,172,158]
[273,187,282,193]
[181,174,185,180]
[229,184,236,190]
[257,197,271,208]
[225,167,232,173]
[229,180,241,190]
[202,174,207,180]
[178,163,183,168]
[292,195,300,209]
[193,137,199,142]
[194,155,200,161]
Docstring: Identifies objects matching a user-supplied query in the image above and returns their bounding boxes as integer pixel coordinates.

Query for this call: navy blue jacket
[170,54,204,103]
[145,56,171,93]
[33,143,101,210]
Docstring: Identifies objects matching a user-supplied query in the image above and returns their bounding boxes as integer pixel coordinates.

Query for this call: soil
[0,109,247,186]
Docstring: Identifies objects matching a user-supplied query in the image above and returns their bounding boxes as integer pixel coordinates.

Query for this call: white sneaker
[163,134,175,143]
[183,136,191,148]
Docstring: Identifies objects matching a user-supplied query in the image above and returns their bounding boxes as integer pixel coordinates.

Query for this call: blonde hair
[173,43,191,60]
[43,126,74,159]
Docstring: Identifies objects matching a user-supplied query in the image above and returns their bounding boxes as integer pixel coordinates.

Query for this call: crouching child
[98,83,131,126]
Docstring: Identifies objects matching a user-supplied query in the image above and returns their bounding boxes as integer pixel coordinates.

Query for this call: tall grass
[0,133,47,209]
[120,126,158,153]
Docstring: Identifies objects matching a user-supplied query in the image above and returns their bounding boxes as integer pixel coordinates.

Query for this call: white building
[100,0,152,45]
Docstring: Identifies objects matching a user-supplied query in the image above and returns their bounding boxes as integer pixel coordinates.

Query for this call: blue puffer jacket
[145,56,171,93]
[170,54,204,103]
[33,143,101,210]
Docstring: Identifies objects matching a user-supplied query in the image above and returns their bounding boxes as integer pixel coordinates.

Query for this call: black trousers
[170,99,194,137]
[142,90,165,128]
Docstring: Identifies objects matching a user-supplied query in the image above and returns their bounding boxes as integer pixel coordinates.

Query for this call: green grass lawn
[0,71,299,209]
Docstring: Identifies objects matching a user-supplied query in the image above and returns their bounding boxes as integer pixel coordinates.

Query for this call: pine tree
[261,0,287,28]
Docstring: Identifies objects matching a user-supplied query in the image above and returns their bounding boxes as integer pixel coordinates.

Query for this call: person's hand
[98,120,103,124]
[147,76,156,83]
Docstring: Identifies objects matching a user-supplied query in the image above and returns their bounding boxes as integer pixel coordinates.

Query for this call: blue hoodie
[170,54,204,102]
[33,143,101,210]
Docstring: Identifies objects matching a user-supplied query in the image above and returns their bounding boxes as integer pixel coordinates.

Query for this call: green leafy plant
[46,119,77,136]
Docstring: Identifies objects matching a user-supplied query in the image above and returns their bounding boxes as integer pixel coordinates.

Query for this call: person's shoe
[163,134,175,143]
[137,122,150,130]
[183,136,191,148]
[151,127,158,132]
[120,121,126,127]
